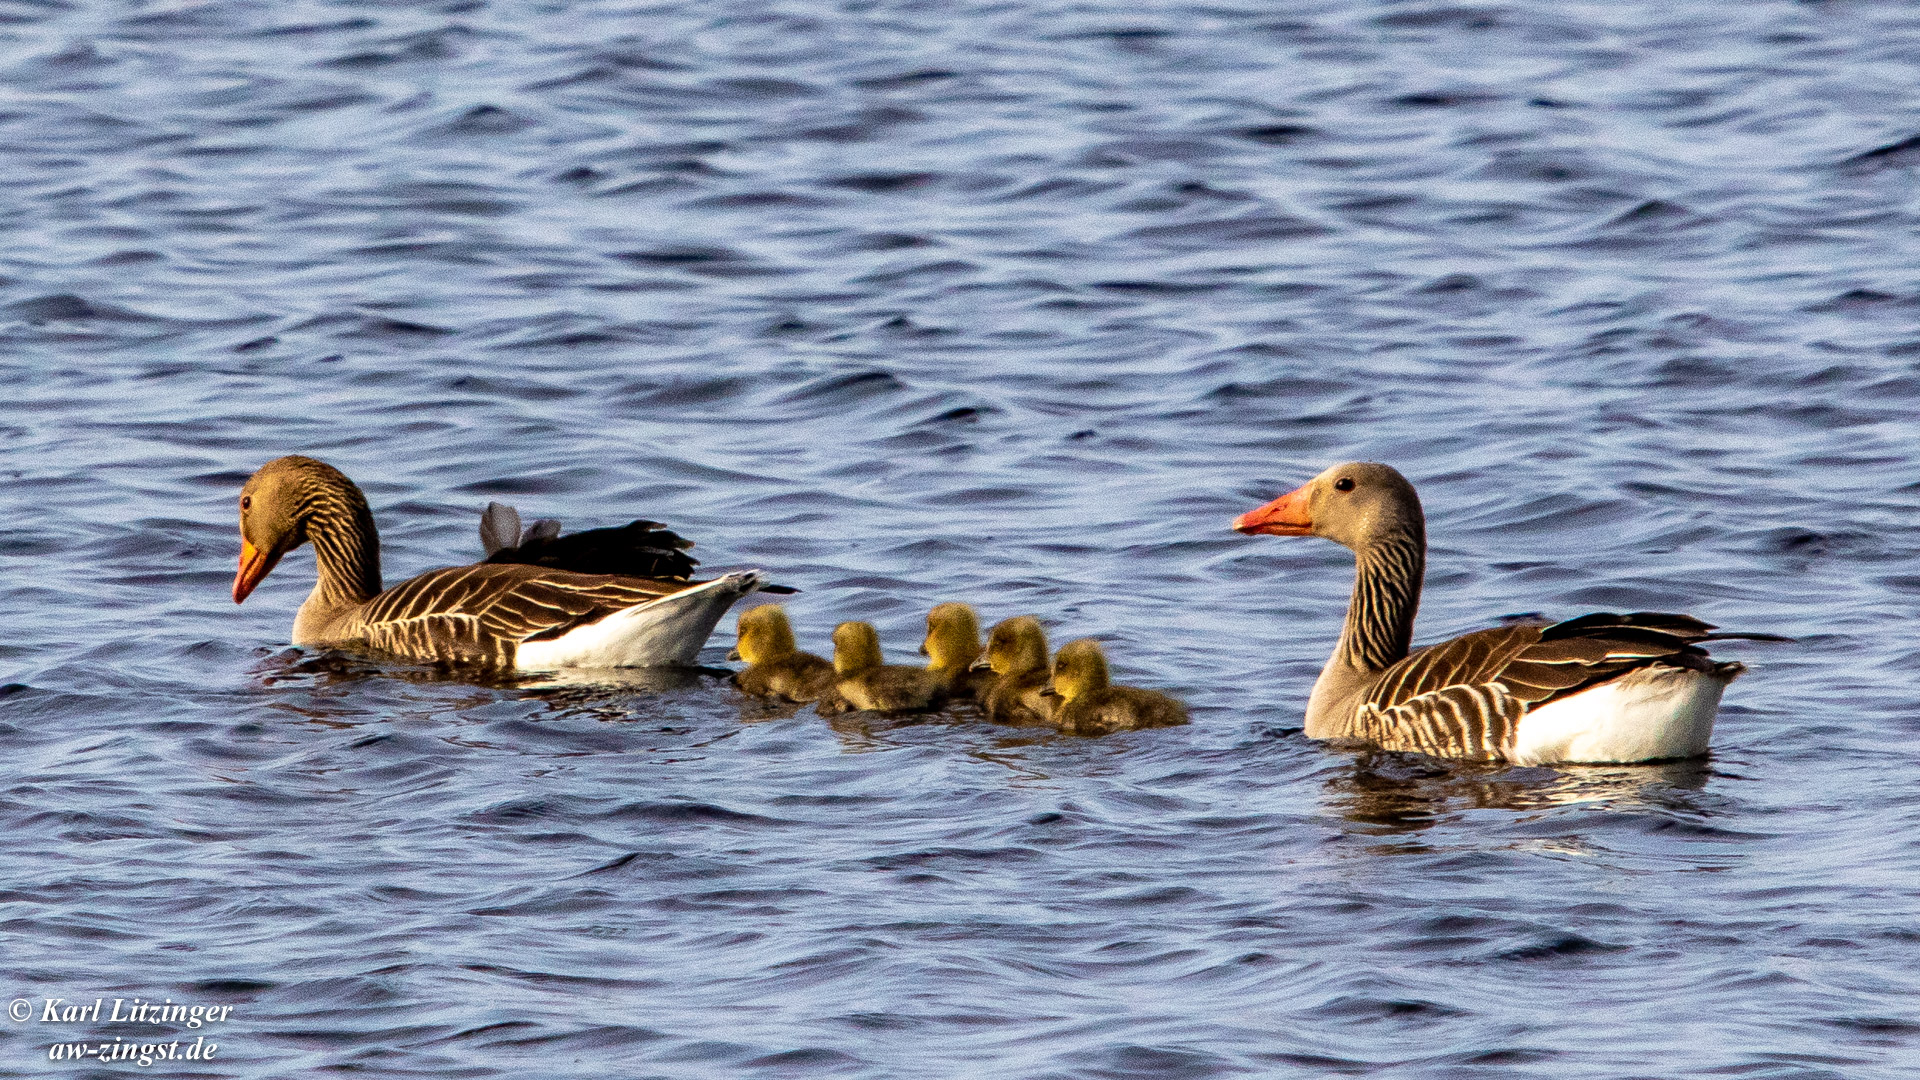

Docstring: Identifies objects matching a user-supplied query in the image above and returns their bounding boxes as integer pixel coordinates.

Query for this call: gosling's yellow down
[1046,638,1186,736]
[977,615,1054,725]
[730,606,835,703]
[921,602,994,701]
[822,621,945,713]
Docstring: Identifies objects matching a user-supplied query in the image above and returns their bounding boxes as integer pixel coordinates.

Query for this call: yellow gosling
[921,602,993,701]
[1046,638,1187,736]
[978,616,1054,724]
[730,606,835,703]
[826,621,944,713]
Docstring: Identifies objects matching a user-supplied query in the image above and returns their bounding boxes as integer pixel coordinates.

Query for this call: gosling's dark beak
[726,646,741,661]
[969,655,992,671]
[917,641,930,656]
[1039,688,1060,700]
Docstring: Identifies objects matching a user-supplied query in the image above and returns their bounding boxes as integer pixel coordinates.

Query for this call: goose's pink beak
[1233,484,1313,536]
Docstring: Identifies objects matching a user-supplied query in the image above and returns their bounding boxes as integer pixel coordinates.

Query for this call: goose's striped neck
[297,478,382,607]
[1338,531,1423,675]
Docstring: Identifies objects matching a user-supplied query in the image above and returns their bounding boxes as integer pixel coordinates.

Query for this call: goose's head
[1046,638,1111,706]
[234,455,371,603]
[920,602,981,671]
[1232,461,1424,553]
[979,616,1048,676]
[731,605,797,664]
[831,621,884,677]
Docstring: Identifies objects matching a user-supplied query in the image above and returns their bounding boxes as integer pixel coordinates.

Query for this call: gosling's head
[731,605,797,665]
[1049,638,1111,705]
[831,621,884,676]
[982,616,1048,675]
[921,602,981,671]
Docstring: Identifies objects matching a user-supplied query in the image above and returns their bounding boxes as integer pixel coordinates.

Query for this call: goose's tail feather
[515,571,765,670]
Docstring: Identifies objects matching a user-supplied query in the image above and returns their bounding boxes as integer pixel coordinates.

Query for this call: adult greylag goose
[479,502,798,592]
[819,621,945,714]
[920,603,994,700]
[232,456,766,669]
[975,615,1054,724]
[1232,461,1782,764]
[729,605,835,702]
[1043,639,1187,736]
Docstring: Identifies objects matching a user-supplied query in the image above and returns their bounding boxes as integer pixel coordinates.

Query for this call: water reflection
[1324,751,1718,835]
[252,647,730,694]
[728,695,811,725]
[250,647,460,688]
[821,708,956,751]
[519,665,719,695]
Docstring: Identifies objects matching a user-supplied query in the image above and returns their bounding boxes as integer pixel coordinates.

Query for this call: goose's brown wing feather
[1360,612,1732,758]
[1355,684,1527,761]
[1366,625,1544,710]
[350,564,691,666]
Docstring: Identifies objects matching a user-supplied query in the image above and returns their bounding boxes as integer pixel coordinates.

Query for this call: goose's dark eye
[1333,477,1355,492]
[240,495,251,510]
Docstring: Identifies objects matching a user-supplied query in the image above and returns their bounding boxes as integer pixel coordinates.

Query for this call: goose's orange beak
[1233,484,1313,536]
[233,539,280,604]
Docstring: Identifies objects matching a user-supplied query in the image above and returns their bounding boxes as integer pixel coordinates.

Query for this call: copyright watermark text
[10,997,232,1066]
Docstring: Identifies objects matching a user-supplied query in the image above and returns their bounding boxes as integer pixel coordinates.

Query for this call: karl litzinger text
[36,998,233,1028]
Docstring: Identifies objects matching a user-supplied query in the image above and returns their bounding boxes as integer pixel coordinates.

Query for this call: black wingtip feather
[1541,611,1719,641]
[484,519,702,580]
